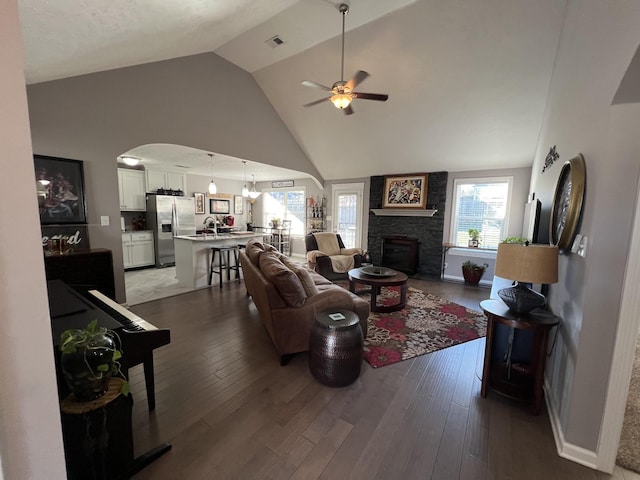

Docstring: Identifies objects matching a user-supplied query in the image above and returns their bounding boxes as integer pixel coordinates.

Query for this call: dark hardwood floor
[127,277,609,479]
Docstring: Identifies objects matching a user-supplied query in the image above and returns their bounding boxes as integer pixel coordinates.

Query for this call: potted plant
[461,260,489,285]
[468,229,481,247]
[59,319,129,401]
[271,217,281,228]
[502,236,530,244]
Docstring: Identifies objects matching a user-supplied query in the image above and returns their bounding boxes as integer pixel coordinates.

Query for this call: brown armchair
[305,232,364,280]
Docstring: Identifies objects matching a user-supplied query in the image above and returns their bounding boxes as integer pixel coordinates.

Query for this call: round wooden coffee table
[348,267,408,313]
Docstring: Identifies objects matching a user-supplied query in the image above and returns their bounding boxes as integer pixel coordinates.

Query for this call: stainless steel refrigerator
[146,194,196,267]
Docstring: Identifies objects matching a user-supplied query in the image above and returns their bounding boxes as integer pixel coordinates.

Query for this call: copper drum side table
[348,267,408,313]
[480,299,559,415]
[309,309,363,387]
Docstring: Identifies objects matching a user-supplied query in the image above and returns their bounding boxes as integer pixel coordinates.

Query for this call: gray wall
[530,0,640,453]
[27,52,321,302]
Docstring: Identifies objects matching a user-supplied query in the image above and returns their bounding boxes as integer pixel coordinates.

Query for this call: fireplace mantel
[370,209,438,217]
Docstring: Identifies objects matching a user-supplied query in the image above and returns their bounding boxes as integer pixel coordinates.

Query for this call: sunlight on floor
[124,266,196,306]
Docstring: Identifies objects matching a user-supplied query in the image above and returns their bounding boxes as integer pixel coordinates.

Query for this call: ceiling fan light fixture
[300,2,388,114]
[331,93,352,109]
[121,156,140,166]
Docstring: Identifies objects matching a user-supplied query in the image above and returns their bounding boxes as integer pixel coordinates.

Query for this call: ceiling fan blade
[345,70,370,91]
[303,97,330,107]
[353,92,389,102]
[343,104,354,115]
[301,80,332,91]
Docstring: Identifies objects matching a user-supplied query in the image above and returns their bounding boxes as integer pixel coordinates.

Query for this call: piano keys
[47,279,170,411]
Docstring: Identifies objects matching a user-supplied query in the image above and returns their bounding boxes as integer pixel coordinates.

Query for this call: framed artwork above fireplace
[383,174,428,209]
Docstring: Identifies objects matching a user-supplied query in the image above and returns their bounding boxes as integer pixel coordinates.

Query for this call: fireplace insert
[381,236,419,275]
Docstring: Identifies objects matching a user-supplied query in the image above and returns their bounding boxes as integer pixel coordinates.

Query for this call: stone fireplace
[367,172,447,277]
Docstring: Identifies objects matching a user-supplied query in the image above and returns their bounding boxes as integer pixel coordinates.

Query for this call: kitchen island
[174,232,265,288]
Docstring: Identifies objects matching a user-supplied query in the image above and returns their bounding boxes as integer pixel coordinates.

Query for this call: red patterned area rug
[337,282,487,368]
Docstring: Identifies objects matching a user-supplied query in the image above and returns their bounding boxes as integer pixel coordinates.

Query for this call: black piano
[47,279,170,411]
[47,279,171,478]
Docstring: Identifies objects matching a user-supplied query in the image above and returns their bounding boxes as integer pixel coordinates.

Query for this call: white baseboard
[545,380,599,470]
[442,273,492,287]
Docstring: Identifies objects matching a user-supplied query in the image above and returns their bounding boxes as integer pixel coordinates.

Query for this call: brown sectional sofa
[240,239,369,365]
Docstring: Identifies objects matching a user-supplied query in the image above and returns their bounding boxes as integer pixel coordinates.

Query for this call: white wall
[530,0,640,462]
[0,1,67,477]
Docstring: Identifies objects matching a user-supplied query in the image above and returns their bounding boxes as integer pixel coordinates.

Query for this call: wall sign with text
[271,180,294,188]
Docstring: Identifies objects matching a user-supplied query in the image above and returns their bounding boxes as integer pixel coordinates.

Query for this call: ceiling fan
[301,3,389,115]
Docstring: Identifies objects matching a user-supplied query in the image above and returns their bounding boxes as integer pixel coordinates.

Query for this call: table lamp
[494,243,558,314]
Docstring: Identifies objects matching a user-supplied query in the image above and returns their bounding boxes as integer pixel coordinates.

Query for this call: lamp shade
[495,243,558,284]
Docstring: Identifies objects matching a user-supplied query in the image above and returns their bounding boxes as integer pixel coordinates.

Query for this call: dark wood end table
[309,309,363,387]
[479,299,559,415]
[348,267,408,313]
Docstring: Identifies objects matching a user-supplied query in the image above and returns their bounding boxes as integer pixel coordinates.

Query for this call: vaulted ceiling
[17,0,566,181]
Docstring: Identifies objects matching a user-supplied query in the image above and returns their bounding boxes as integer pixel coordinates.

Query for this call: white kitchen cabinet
[122,232,155,269]
[146,168,186,193]
[118,168,146,211]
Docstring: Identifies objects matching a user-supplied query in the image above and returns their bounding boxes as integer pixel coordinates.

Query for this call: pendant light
[248,174,261,199]
[241,161,249,197]
[208,153,217,194]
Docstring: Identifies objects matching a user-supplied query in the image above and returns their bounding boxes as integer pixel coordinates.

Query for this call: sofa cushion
[246,240,265,265]
[246,239,278,266]
[259,252,307,308]
[296,268,319,297]
[279,256,320,297]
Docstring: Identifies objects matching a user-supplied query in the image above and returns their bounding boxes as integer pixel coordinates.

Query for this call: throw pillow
[259,252,307,308]
[294,267,319,297]
[280,256,319,297]
[246,240,265,265]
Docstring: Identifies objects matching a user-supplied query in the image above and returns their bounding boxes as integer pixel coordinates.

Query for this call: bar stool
[209,246,240,288]
[236,243,246,279]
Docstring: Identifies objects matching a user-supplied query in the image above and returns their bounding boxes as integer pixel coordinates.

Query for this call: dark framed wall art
[210,198,230,214]
[34,155,87,224]
[382,173,428,208]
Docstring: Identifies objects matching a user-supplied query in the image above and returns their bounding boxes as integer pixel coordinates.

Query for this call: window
[263,188,306,235]
[450,177,512,249]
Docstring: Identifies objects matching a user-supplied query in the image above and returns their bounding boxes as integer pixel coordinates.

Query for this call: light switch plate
[577,235,588,257]
[571,234,587,257]
[100,215,110,226]
[571,234,582,253]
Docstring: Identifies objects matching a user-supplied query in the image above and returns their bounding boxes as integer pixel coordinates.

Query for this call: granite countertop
[175,232,261,242]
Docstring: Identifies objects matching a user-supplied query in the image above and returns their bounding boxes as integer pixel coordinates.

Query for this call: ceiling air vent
[265,35,285,48]
[173,164,191,169]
